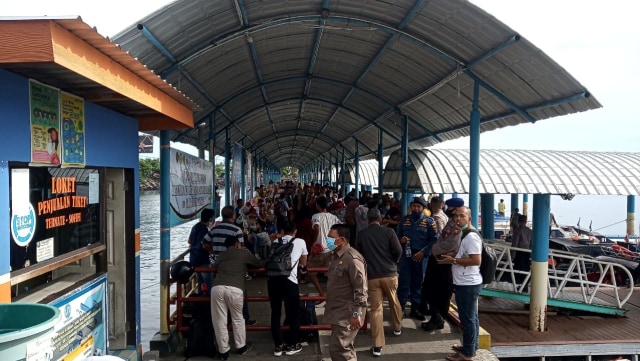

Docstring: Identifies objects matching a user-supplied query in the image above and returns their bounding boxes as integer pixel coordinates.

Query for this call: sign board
[169,148,213,226]
[48,274,109,360]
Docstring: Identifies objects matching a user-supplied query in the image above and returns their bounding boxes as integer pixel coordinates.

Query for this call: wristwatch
[452,258,458,265]
[352,311,360,319]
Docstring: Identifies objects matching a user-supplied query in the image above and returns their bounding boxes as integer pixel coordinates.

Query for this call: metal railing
[485,241,634,310]
[165,251,368,333]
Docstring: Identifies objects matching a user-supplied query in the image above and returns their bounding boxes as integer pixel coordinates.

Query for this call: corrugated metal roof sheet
[383,149,640,196]
[0,17,195,130]
[112,0,601,168]
[343,158,390,187]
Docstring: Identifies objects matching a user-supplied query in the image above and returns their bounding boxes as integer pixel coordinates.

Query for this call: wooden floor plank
[479,287,640,347]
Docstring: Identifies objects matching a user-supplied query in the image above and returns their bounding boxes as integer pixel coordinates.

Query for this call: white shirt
[311,212,341,252]
[280,235,308,284]
[452,230,483,286]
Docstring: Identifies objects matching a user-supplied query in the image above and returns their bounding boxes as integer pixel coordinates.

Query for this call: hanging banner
[60,92,86,167]
[169,148,213,226]
[245,154,253,201]
[231,144,243,204]
[30,80,61,165]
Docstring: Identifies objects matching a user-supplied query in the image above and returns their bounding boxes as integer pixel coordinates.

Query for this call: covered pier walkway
[106,0,636,359]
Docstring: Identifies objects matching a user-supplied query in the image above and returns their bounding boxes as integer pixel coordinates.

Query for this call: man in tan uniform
[322,223,368,361]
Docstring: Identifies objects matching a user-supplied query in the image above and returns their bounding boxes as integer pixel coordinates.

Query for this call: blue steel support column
[224,131,231,206]
[159,131,171,334]
[240,148,246,201]
[530,193,550,331]
[378,129,384,195]
[328,154,333,186]
[335,149,340,189]
[354,140,360,200]
[628,195,636,236]
[523,193,529,216]
[401,114,410,213]
[469,81,481,228]
[452,192,458,198]
[511,193,519,216]
[393,192,400,203]
[439,193,444,200]
[252,153,257,197]
[341,147,346,196]
[480,193,495,239]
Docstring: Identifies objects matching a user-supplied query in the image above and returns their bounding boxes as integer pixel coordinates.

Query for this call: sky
[3,0,638,235]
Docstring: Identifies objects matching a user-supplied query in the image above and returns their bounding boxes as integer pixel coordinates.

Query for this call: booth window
[9,164,103,291]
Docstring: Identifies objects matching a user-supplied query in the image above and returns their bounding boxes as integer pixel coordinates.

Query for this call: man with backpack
[266,221,308,357]
[437,206,482,361]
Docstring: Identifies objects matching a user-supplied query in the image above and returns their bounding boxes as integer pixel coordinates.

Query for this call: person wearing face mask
[438,207,482,361]
[396,197,438,320]
[188,208,215,294]
[420,197,464,331]
[322,224,368,361]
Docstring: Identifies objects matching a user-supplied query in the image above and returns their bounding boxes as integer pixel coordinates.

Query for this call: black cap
[410,197,428,208]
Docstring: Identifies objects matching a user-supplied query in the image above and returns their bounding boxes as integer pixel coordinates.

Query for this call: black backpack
[462,229,498,285]
[184,315,216,358]
[265,238,297,277]
[274,201,287,217]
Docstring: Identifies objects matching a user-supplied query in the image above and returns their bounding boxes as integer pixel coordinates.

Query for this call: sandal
[446,352,473,361]
[451,344,463,352]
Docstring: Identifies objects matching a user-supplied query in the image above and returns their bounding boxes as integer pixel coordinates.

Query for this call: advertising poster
[169,148,213,226]
[48,274,108,360]
[30,80,61,166]
[60,92,86,167]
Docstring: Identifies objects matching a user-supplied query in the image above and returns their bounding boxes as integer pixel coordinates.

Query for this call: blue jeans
[454,284,482,357]
[196,263,214,294]
[398,250,428,307]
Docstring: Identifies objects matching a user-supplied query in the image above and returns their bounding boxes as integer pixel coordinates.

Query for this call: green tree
[215,163,226,178]
[139,158,160,181]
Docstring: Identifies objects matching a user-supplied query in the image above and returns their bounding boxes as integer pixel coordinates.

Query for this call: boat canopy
[383,149,640,195]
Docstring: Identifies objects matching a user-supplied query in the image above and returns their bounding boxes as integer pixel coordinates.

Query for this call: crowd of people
[187,180,487,361]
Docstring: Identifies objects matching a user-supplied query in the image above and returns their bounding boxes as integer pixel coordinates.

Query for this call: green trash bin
[0,303,60,360]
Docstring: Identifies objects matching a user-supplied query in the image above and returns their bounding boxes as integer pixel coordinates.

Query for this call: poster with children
[61,92,86,167]
[30,80,61,165]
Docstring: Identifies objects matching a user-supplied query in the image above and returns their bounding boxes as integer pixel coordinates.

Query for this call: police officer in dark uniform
[396,197,438,320]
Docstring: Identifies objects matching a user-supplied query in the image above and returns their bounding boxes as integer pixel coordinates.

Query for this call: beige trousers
[329,324,360,361]
[368,276,402,347]
[210,285,245,353]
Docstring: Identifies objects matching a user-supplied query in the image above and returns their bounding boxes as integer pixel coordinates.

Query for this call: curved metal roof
[343,158,390,187]
[383,149,640,196]
[112,0,600,169]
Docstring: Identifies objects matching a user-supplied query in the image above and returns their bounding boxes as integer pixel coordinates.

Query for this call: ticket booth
[0,18,193,359]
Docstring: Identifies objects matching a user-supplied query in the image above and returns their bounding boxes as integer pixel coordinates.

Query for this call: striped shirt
[203,221,244,255]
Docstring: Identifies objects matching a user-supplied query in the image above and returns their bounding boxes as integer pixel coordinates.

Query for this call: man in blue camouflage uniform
[396,197,438,320]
